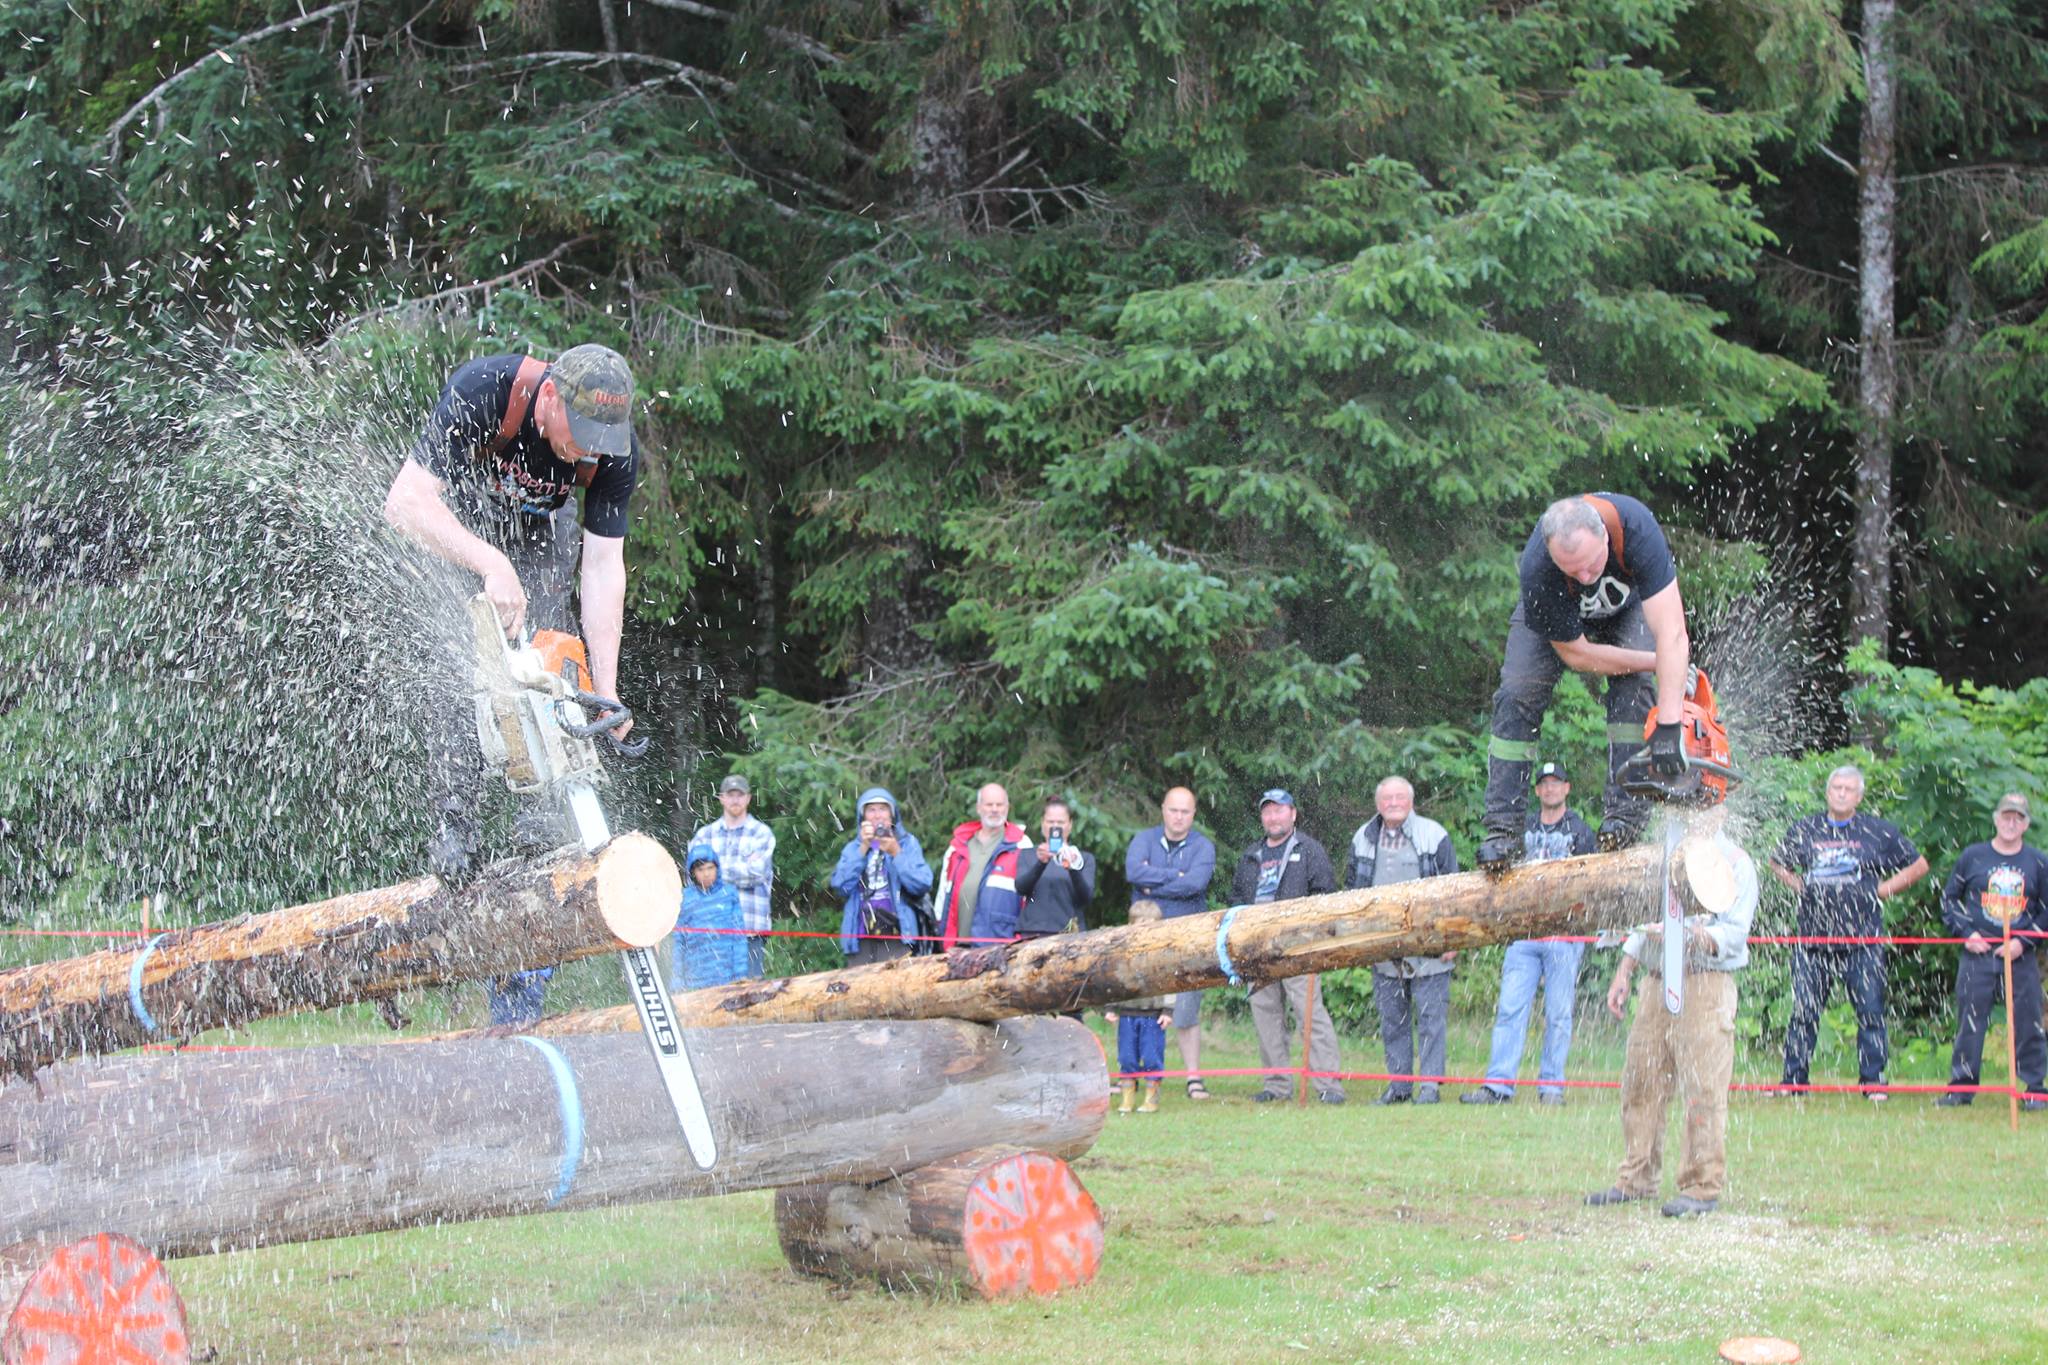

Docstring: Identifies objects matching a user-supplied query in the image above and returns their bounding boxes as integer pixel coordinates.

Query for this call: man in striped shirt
[692,775,777,979]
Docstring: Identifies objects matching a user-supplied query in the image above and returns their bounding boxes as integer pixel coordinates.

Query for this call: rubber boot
[1138,1081,1160,1113]
[428,805,480,885]
[1478,753,1532,871]
[1117,1079,1138,1114]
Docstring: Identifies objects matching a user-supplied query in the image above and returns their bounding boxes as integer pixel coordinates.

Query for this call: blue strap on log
[128,934,167,1035]
[1215,905,1246,987]
[514,1035,585,1206]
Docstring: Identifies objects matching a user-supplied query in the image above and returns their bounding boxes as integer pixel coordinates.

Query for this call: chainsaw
[1611,666,1745,1016]
[466,594,719,1170]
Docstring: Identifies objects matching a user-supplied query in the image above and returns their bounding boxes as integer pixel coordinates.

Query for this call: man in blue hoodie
[673,843,749,990]
[831,787,935,965]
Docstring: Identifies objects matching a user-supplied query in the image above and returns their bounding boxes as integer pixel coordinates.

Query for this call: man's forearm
[384,463,509,579]
[1554,638,1656,677]
[580,551,627,699]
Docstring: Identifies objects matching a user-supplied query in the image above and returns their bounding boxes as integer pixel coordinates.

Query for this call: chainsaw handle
[556,691,651,758]
[605,730,651,759]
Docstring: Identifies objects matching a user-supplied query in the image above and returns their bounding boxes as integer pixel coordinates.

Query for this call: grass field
[142,1002,2048,1364]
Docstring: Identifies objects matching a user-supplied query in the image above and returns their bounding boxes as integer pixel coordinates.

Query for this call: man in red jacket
[936,783,1034,947]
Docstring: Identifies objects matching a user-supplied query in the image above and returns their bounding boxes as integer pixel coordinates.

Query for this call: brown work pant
[1617,970,1736,1201]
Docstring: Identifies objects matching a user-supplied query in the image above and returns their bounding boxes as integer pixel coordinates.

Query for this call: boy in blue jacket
[674,843,749,990]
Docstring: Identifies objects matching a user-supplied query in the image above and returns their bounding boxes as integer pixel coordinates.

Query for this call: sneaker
[1934,1092,1972,1108]
[1460,1087,1512,1105]
[1413,1086,1441,1105]
[1251,1090,1288,1104]
[1476,833,1522,871]
[1317,1092,1347,1106]
[1760,1086,1797,1098]
[1866,1089,1889,1104]
[1584,1187,1648,1207]
[1373,1088,1412,1106]
[1538,1092,1565,1107]
[2023,1095,2048,1113]
[1661,1195,1718,1218]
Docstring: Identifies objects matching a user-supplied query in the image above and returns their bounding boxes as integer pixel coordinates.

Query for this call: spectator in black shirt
[1015,797,1096,938]
[1935,793,2048,1111]
[1768,766,1929,1101]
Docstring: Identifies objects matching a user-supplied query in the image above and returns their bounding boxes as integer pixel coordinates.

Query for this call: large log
[0,833,680,1078]
[776,1146,1105,1298]
[520,835,1723,1038]
[0,1015,1106,1294]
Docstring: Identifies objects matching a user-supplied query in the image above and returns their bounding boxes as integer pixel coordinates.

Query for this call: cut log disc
[1719,1338,1801,1364]
[961,1152,1103,1299]
[591,831,684,949]
[3,1233,189,1365]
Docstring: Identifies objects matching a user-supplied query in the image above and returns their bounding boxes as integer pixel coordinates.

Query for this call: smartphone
[1048,828,1065,856]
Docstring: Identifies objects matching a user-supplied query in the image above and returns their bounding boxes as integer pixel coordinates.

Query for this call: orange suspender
[1583,494,1625,565]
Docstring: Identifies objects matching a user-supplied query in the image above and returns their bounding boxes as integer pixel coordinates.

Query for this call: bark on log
[0,833,680,1079]
[513,837,1710,1038]
[776,1146,1104,1298]
[0,1015,1106,1298]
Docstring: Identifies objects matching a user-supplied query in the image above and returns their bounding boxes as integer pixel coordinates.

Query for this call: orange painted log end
[3,1233,189,1364]
[962,1152,1103,1299]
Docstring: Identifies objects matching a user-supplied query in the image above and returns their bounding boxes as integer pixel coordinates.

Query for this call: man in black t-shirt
[1476,494,1692,869]
[383,344,642,887]
[1768,765,1929,1100]
[1935,793,2048,1110]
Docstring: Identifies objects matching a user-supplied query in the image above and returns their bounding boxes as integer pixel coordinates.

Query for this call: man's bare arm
[1638,579,1691,721]
[1551,636,1656,676]
[579,530,630,736]
[383,458,526,634]
[1769,860,1804,896]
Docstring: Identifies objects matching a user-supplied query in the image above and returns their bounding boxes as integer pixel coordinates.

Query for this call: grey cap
[551,344,635,457]
[718,774,751,795]
[1534,762,1570,784]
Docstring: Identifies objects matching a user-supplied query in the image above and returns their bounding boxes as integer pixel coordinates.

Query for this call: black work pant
[1781,945,1890,1086]
[1483,601,1654,837]
[1948,948,2048,1092]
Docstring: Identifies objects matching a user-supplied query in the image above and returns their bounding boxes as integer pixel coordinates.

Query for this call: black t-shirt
[1517,493,1676,642]
[410,354,638,538]
[1774,813,1920,937]
[1943,842,2048,943]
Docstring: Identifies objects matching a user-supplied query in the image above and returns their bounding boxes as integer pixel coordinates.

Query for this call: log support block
[776,1146,1104,1298]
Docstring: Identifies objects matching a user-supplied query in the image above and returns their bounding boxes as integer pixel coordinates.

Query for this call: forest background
[1,0,2045,1040]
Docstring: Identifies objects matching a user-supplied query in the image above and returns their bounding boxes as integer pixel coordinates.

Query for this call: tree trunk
[0,1015,1105,1297]
[776,1146,1103,1298]
[1849,0,1898,650]
[0,834,679,1078]
[501,835,1728,1038]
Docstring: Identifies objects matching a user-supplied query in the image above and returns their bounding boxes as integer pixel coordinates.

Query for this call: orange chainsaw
[1614,666,1744,806]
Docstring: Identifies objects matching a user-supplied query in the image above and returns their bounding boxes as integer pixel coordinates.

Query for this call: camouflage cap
[551,344,635,458]
[1995,792,2030,817]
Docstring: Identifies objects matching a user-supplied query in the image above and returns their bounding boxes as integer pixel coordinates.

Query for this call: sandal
[1185,1078,1212,1101]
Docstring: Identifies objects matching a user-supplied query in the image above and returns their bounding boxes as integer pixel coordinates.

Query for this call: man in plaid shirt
[692,775,777,978]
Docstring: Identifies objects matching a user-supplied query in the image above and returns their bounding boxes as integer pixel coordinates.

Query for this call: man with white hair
[935,783,1033,947]
[1349,776,1460,1104]
[1476,494,1692,870]
[1768,765,1928,1101]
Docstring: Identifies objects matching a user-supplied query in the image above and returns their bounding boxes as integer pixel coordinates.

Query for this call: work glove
[1648,721,1686,778]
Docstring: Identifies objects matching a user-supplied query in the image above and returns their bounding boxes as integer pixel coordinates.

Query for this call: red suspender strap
[486,356,548,459]
[1583,494,1625,565]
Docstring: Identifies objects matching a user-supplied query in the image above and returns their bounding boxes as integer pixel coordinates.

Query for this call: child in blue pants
[1104,899,1172,1113]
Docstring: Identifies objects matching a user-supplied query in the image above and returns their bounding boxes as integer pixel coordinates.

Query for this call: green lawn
[149,1009,2048,1363]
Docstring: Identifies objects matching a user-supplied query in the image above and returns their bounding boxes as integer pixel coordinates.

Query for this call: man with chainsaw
[383,344,641,884]
[1476,494,1693,870]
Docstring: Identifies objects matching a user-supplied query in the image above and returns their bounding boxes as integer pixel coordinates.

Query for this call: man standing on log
[383,344,642,884]
[1476,495,1691,870]
[1349,776,1460,1104]
[1126,787,1218,1100]
[1463,761,1598,1105]
[1934,793,2048,1111]
[693,775,777,979]
[1586,809,1756,1218]
[937,784,1032,948]
[1236,790,1345,1104]
[1768,765,1927,1102]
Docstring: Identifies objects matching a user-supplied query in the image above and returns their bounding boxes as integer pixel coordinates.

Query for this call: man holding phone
[1015,796,1096,939]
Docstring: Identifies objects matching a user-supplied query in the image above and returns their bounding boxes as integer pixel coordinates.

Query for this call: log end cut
[593,833,683,949]
[776,1147,1103,1299]
[3,1233,190,1365]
